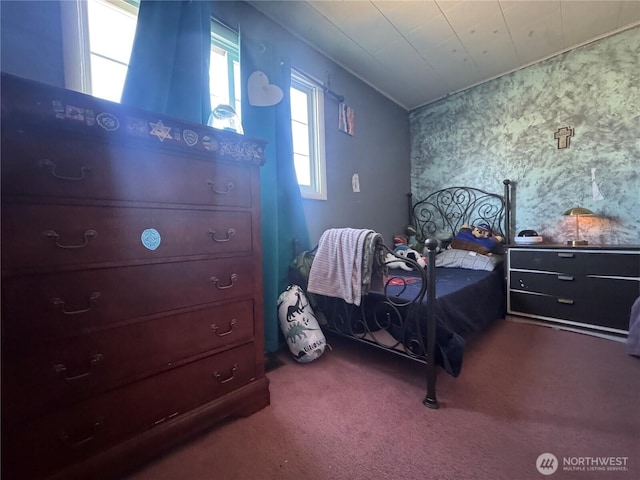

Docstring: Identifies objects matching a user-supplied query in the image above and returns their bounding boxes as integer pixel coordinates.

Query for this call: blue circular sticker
[141,228,161,251]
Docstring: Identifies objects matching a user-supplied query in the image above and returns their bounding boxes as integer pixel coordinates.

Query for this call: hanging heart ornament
[248,71,283,106]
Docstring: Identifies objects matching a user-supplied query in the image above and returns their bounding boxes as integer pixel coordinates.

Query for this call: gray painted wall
[410,26,640,246]
[0,1,65,87]
[212,2,410,247]
[0,0,411,249]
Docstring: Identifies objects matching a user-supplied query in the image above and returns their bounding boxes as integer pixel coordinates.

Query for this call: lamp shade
[563,207,595,216]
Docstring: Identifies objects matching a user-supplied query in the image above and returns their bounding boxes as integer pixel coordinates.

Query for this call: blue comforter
[374,266,506,377]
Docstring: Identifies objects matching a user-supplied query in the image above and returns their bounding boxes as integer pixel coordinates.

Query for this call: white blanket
[307,228,375,306]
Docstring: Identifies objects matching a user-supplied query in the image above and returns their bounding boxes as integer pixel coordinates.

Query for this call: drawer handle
[59,417,103,448]
[557,298,575,305]
[212,318,237,336]
[39,158,91,181]
[557,252,575,258]
[208,228,236,242]
[43,229,97,249]
[152,411,179,427]
[52,291,101,315]
[207,179,234,195]
[53,353,104,381]
[557,275,574,281]
[210,273,238,290]
[214,364,238,384]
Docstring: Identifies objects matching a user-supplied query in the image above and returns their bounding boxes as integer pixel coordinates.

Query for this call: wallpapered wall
[409,26,639,246]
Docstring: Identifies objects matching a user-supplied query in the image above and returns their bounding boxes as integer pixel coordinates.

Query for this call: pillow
[435,248,503,271]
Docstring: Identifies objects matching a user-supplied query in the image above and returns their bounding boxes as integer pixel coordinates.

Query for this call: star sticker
[149,120,172,142]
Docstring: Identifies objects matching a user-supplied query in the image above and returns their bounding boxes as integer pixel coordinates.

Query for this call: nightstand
[507,245,640,336]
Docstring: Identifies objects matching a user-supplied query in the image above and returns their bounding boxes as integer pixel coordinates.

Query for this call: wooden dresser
[1,73,270,480]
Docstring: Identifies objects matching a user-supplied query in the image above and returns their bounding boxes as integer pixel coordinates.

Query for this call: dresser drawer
[1,132,254,208]
[509,271,640,300]
[509,249,640,277]
[2,342,256,480]
[509,291,632,331]
[2,299,254,423]
[2,203,253,270]
[2,256,255,339]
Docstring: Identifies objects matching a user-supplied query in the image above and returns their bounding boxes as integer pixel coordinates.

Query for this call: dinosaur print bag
[277,284,326,363]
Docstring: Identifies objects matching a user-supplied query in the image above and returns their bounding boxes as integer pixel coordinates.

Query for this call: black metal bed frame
[304,180,512,409]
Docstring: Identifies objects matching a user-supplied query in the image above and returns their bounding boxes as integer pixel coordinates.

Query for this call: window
[86,0,138,102]
[291,70,327,200]
[61,0,239,115]
[209,21,241,118]
[61,0,138,101]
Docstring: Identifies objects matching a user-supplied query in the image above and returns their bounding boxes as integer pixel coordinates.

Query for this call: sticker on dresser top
[141,228,162,251]
[65,104,86,122]
[202,135,219,151]
[96,112,119,131]
[183,129,199,146]
[10,78,266,165]
[149,120,173,142]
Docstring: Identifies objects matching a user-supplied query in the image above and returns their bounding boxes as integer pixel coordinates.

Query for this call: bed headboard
[409,179,512,245]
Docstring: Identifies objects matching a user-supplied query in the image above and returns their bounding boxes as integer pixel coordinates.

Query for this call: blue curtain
[121,0,212,124]
[240,34,311,353]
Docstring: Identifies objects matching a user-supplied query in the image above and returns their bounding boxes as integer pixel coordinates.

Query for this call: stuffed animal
[390,245,427,269]
[277,284,326,363]
[393,234,408,248]
[384,252,413,271]
[405,224,426,253]
[451,223,503,255]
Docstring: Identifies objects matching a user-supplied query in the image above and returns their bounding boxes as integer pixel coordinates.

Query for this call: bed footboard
[310,238,441,408]
[423,238,439,408]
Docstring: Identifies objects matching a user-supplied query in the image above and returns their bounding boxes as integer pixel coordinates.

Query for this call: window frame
[60,0,92,93]
[291,69,327,201]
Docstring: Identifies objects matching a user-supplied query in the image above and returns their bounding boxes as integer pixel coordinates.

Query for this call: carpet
[125,318,640,480]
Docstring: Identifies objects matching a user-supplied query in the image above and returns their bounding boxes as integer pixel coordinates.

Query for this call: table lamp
[563,207,594,246]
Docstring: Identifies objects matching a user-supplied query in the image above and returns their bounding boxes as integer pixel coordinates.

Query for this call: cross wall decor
[554,126,574,149]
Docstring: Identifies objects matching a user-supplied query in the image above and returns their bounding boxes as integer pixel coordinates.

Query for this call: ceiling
[248,1,640,110]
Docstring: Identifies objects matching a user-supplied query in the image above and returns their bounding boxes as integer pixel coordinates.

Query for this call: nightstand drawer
[510,291,631,331]
[509,249,640,277]
[510,271,639,300]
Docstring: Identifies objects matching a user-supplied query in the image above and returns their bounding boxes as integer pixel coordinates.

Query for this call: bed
[293,180,512,408]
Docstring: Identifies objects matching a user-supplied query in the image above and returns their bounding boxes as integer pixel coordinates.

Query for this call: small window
[62,0,239,116]
[291,70,327,200]
[210,20,241,118]
[86,0,138,102]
